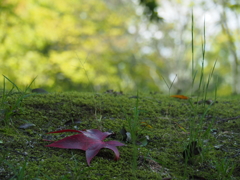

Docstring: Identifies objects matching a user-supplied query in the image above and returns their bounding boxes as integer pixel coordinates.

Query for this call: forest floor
[0,91,240,180]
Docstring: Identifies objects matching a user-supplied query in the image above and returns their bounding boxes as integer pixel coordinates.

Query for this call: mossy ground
[0,92,239,179]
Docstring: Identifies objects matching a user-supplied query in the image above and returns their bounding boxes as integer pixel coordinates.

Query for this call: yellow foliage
[0,0,134,91]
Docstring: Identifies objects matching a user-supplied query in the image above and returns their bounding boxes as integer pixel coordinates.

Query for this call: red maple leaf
[45,129,125,165]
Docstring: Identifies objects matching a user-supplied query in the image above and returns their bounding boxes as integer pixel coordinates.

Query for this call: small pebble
[31,88,48,94]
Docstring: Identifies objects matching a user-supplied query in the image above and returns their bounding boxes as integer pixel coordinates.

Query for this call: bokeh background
[1,0,239,95]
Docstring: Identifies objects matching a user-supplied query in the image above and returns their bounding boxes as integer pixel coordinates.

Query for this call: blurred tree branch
[139,0,163,22]
[214,0,240,94]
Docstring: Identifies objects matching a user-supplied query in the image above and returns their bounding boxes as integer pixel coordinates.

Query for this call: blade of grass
[197,18,206,99]
[3,75,20,92]
[161,74,177,96]
[25,76,37,92]
[191,10,195,96]
[204,60,217,102]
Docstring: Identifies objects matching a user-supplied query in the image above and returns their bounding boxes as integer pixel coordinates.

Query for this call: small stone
[31,88,48,94]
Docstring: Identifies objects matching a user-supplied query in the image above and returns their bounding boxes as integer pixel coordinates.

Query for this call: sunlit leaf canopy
[0,0,239,95]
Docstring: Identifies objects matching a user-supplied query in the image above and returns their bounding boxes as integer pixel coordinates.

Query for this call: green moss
[0,92,239,179]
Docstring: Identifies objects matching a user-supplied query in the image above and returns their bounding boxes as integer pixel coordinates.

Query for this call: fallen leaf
[170,95,189,99]
[174,122,188,133]
[45,129,125,165]
[141,122,153,128]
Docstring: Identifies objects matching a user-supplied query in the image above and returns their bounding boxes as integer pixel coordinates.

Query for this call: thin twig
[216,115,240,123]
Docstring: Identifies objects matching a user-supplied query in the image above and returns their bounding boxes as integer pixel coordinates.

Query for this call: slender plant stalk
[130,94,139,178]
[204,60,217,103]
[184,14,219,178]
[1,75,37,126]
[161,74,177,96]
[124,92,140,179]
[191,10,195,96]
[75,53,103,129]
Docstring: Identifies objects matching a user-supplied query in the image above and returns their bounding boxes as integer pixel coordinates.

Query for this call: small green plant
[159,12,222,179]
[184,14,218,164]
[0,75,36,126]
[0,75,36,179]
[3,158,39,180]
[75,55,104,130]
[68,152,97,180]
[123,93,153,178]
[180,16,215,179]
[42,164,97,180]
[213,157,236,180]
[161,74,177,96]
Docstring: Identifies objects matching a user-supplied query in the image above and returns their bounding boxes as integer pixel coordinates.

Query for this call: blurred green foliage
[139,0,163,22]
[0,0,239,95]
[0,0,144,92]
